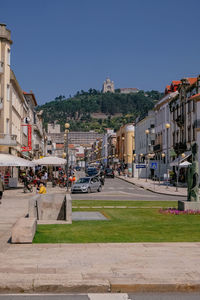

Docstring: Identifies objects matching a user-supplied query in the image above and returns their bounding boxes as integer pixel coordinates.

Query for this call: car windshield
[76,178,90,184]
[106,169,112,172]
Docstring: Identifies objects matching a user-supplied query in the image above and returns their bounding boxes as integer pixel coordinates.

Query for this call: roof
[23,91,37,106]
[187,77,197,85]
[189,93,200,100]
[171,80,181,86]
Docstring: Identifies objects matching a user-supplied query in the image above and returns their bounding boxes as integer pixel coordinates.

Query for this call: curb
[1,281,200,293]
[116,176,186,198]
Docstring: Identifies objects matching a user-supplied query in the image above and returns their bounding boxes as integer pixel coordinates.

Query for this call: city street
[72,175,186,201]
[0,293,200,299]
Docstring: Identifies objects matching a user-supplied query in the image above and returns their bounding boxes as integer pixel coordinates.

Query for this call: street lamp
[145,129,149,182]
[159,152,165,185]
[65,122,70,191]
[132,153,136,177]
[165,123,170,188]
[176,152,186,192]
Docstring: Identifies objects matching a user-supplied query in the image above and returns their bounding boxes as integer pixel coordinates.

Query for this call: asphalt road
[1,293,200,300]
[71,175,186,201]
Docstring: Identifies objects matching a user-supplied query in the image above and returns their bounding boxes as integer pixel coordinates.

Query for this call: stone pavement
[117,176,187,197]
[0,186,200,293]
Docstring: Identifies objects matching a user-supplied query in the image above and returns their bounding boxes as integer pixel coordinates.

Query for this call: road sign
[151,162,158,169]
[136,164,146,169]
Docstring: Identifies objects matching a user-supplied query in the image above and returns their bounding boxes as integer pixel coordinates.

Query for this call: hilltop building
[102,78,115,93]
[102,78,139,94]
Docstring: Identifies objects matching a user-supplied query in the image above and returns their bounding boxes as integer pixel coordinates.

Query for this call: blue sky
[1,0,200,104]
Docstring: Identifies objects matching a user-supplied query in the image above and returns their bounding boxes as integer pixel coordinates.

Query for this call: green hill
[38,89,163,132]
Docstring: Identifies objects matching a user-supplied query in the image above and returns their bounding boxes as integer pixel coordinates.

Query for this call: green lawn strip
[33,207,200,243]
[72,200,177,208]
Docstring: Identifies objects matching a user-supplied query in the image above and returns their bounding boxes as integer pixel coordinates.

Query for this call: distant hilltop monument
[102,78,115,93]
[102,77,139,94]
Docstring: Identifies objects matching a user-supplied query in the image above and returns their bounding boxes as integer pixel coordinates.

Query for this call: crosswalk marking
[88,294,130,300]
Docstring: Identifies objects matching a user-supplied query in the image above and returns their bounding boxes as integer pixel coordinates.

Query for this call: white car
[71,176,102,193]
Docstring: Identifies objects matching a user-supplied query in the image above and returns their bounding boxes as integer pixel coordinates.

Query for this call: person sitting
[39,182,46,194]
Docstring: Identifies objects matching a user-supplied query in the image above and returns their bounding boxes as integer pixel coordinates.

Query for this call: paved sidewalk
[1,186,200,293]
[117,176,187,197]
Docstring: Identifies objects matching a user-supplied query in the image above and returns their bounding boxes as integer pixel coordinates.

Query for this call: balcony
[0,61,3,74]
[194,119,200,129]
[0,98,3,110]
[0,134,17,146]
[175,115,184,127]
[174,142,187,155]
[153,144,162,152]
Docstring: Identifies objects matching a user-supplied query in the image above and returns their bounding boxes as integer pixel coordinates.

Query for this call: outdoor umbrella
[33,156,66,165]
[0,153,35,167]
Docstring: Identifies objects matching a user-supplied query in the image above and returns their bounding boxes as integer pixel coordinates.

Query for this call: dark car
[75,166,81,171]
[105,168,115,178]
[86,167,99,177]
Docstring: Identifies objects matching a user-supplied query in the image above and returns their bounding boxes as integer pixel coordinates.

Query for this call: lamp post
[165,123,170,188]
[159,152,165,185]
[65,123,70,192]
[145,129,149,182]
[176,153,186,192]
[132,153,136,177]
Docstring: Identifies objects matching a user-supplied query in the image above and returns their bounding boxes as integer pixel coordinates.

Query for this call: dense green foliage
[33,200,200,243]
[38,89,163,132]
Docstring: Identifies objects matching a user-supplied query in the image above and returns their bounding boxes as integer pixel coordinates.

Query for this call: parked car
[75,166,81,171]
[105,168,115,178]
[86,167,99,177]
[71,176,102,193]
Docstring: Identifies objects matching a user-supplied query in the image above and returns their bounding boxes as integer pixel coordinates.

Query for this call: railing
[0,61,3,74]
[194,119,200,129]
[175,115,184,127]
[153,144,161,152]
[0,134,17,146]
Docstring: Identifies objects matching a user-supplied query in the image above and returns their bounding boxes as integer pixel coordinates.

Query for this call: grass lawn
[33,200,200,243]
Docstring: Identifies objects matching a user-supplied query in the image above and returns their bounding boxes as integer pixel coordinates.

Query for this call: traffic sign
[151,162,158,170]
[136,164,146,169]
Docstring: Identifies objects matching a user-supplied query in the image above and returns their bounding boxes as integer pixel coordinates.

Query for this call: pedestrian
[0,173,4,203]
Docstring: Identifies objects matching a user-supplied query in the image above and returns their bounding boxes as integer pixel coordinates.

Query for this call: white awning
[179,161,191,167]
[33,156,66,165]
[170,151,191,167]
[0,154,35,167]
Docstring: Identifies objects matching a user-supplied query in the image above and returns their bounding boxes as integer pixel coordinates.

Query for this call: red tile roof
[189,93,200,100]
[187,77,197,85]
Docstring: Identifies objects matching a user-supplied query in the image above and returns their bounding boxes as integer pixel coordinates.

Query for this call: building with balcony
[169,76,200,167]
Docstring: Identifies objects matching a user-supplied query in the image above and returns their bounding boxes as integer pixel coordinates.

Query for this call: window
[7,84,10,101]
[188,126,191,142]
[6,118,9,134]
[193,125,196,141]
[7,49,10,66]
[188,101,191,113]
[193,100,196,112]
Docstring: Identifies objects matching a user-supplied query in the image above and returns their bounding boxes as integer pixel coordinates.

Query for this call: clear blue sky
[1,0,200,105]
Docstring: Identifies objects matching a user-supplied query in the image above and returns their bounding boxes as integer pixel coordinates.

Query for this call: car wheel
[98,186,102,192]
[88,187,91,193]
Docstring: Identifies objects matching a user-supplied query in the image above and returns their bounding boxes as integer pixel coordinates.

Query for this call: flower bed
[159,208,200,215]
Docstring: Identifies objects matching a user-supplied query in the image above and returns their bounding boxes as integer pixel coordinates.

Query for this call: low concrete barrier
[29,193,72,222]
[11,217,37,244]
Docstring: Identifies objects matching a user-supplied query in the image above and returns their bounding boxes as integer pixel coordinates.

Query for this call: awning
[0,154,35,167]
[179,161,191,168]
[33,156,66,165]
[170,151,191,167]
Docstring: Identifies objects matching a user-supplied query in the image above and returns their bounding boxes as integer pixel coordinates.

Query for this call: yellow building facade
[116,124,135,175]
